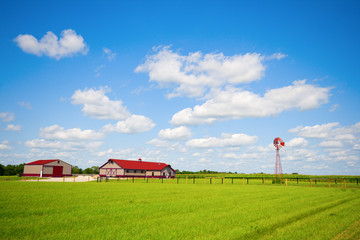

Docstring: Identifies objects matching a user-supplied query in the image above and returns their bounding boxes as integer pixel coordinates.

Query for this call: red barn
[23,159,72,177]
[99,159,176,178]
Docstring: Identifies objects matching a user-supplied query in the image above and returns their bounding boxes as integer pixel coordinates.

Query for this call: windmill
[273,137,285,181]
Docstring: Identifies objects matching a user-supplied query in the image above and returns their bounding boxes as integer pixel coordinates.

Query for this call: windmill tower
[273,137,285,181]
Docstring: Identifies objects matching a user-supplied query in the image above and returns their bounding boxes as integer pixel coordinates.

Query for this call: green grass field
[1,181,359,240]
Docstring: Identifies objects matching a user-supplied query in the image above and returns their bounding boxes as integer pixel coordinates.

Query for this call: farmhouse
[23,159,72,177]
[99,159,176,178]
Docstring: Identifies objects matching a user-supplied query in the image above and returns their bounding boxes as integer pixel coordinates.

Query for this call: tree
[0,164,4,176]
[91,166,99,174]
[72,166,83,174]
[84,168,93,174]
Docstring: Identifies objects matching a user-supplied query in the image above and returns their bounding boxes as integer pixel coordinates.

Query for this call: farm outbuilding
[99,159,176,178]
[23,159,72,177]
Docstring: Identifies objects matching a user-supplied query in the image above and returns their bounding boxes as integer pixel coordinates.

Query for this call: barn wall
[23,165,42,175]
[145,170,161,177]
[44,160,72,175]
[124,169,146,176]
[43,166,53,175]
[101,161,122,169]
[161,166,175,177]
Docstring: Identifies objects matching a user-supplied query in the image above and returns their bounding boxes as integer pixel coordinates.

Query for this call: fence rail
[95,176,360,189]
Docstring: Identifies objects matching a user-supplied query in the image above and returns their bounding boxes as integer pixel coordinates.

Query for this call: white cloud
[186,133,258,148]
[5,124,22,132]
[158,126,192,140]
[39,125,104,140]
[171,80,330,125]
[25,139,102,150]
[287,137,308,147]
[103,47,117,61]
[102,115,155,134]
[0,112,15,122]
[71,87,131,120]
[289,122,339,138]
[319,140,344,148]
[289,122,360,140]
[0,141,11,150]
[14,29,88,59]
[94,64,106,77]
[135,46,282,98]
[329,104,339,112]
[18,101,32,109]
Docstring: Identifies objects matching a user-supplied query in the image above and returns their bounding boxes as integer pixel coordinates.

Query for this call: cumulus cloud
[25,139,102,150]
[0,141,11,150]
[158,126,192,140]
[71,87,131,120]
[102,115,155,134]
[287,137,308,147]
[5,124,22,132]
[289,122,360,140]
[186,133,258,148]
[14,29,88,59]
[0,112,15,122]
[171,80,330,125]
[319,140,344,148]
[103,47,117,61]
[18,101,32,109]
[39,125,104,140]
[135,46,283,98]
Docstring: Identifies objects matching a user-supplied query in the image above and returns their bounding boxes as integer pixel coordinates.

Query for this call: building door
[52,166,63,177]
[106,169,116,177]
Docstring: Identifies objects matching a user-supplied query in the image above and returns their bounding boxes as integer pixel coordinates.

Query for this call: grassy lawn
[1,181,359,239]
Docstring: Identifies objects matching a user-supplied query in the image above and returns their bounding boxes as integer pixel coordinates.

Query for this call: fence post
[243,177,245,185]
[193,177,195,184]
[232,178,233,184]
[63,177,65,182]
[297,178,299,184]
[73,176,75,182]
[186,176,188,184]
[328,179,330,188]
[286,178,288,187]
[133,177,134,183]
[263,178,265,186]
[344,179,346,190]
[204,178,206,184]
[310,178,312,187]
[247,178,249,184]
[88,176,90,182]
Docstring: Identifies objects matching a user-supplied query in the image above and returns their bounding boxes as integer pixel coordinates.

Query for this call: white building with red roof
[99,159,176,178]
[23,159,72,177]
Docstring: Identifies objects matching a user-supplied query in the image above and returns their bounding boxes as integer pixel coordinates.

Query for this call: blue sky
[1,0,359,175]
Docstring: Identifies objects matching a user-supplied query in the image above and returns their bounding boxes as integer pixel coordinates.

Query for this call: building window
[126,170,129,173]
[152,172,154,176]
[141,170,144,173]
[163,172,165,176]
[134,170,136,173]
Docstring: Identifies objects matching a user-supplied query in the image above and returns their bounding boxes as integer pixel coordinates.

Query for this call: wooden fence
[96,176,360,189]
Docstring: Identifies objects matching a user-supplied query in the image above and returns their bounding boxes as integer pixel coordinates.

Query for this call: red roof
[26,159,59,165]
[104,159,174,171]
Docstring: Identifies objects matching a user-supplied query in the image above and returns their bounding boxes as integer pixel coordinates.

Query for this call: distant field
[1,181,359,239]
